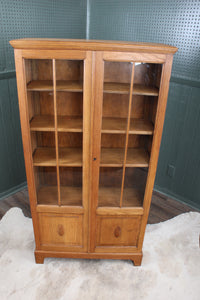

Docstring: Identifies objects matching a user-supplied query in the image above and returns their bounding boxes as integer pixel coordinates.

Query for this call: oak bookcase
[10,39,177,265]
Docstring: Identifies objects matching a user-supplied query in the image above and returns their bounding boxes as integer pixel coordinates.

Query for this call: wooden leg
[35,252,45,264]
[131,254,143,266]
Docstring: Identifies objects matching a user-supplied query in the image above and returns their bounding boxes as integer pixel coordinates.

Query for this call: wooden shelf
[33,147,82,166]
[31,116,152,134]
[33,147,148,167]
[60,186,82,206]
[30,115,83,132]
[37,186,58,205]
[126,148,149,167]
[27,80,158,96]
[58,117,82,132]
[101,117,154,134]
[33,148,56,166]
[59,148,82,166]
[27,80,83,92]
[37,186,82,206]
[98,187,143,207]
[30,115,55,131]
[104,82,159,96]
[100,148,149,167]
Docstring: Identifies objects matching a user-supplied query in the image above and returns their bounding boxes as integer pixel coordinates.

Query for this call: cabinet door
[16,49,92,252]
[90,51,166,253]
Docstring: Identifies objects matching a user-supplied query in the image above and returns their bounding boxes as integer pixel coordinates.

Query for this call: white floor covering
[0,208,199,300]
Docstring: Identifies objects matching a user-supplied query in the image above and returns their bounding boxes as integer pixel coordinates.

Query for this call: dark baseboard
[154,185,200,211]
[0,182,27,201]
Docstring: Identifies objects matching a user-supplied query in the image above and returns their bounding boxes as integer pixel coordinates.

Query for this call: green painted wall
[88,0,200,209]
[0,0,199,209]
[0,0,86,199]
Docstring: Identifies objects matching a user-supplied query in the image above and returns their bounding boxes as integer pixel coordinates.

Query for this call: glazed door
[90,51,163,253]
[20,49,92,252]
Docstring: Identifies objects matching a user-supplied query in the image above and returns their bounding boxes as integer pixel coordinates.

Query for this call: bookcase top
[10,39,178,54]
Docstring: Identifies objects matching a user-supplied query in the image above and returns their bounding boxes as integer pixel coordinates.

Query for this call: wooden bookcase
[10,39,177,265]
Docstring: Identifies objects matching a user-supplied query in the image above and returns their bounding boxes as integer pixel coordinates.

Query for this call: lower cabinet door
[94,215,142,253]
[38,213,85,252]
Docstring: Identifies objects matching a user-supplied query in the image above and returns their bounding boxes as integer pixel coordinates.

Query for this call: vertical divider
[53,59,61,206]
[119,63,135,208]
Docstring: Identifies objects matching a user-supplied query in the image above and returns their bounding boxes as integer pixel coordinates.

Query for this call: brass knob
[57,224,64,236]
[114,226,121,238]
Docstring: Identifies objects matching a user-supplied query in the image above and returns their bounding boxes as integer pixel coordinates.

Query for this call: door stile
[137,55,174,251]
[82,51,93,252]
[52,59,61,206]
[89,52,104,252]
[119,63,135,207]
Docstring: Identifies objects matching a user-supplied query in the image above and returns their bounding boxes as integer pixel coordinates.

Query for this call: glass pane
[132,63,162,128]
[119,63,162,208]
[98,167,123,207]
[56,59,83,133]
[25,59,55,132]
[24,59,58,205]
[56,59,84,206]
[98,61,132,207]
[122,167,148,207]
[34,167,58,205]
[60,167,82,206]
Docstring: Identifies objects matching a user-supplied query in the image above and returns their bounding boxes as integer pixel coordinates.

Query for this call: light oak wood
[30,115,55,131]
[31,116,153,135]
[104,82,159,96]
[27,80,158,96]
[34,249,143,265]
[10,39,177,54]
[101,118,154,134]
[37,185,82,206]
[11,39,177,265]
[53,59,61,206]
[120,63,135,207]
[96,216,142,247]
[37,186,58,205]
[33,147,82,166]
[27,80,83,92]
[98,187,143,207]
[100,148,149,167]
[38,213,83,248]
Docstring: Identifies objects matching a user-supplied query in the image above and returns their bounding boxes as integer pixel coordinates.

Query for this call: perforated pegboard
[0,0,86,72]
[88,0,200,82]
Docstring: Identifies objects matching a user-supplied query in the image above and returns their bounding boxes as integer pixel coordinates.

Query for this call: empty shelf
[30,115,83,132]
[101,117,154,134]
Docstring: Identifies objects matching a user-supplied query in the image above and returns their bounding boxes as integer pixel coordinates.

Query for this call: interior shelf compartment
[30,115,83,132]
[37,186,82,206]
[33,147,82,166]
[30,116,152,134]
[100,148,149,167]
[30,115,55,131]
[37,186,58,205]
[32,146,149,173]
[27,80,83,92]
[104,82,159,96]
[98,187,143,207]
[101,117,154,134]
[27,80,158,96]
[60,186,82,206]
